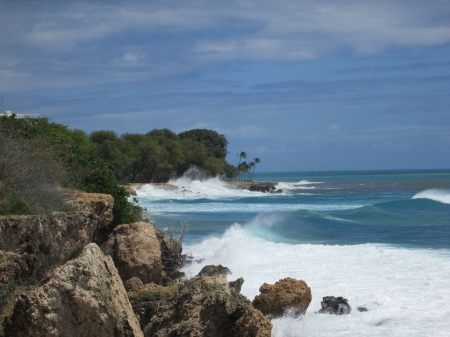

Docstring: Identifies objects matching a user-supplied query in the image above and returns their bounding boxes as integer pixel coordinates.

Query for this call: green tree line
[89,128,236,183]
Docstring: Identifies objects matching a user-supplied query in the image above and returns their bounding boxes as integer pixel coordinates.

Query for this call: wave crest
[412,188,450,205]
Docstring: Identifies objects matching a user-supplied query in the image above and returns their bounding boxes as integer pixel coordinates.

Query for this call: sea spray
[181,224,450,337]
[412,188,450,204]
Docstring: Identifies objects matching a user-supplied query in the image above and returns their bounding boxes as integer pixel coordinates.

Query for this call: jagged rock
[357,306,368,312]
[3,243,143,337]
[168,270,185,280]
[252,277,312,318]
[229,277,244,293]
[125,277,144,292]
[145,275,272,337]
[102,222,164,285]
[318,296,352,315]
[196,264,232,277]
[0,251,28,283]
[0,212,100,280]
[67,192,114,229]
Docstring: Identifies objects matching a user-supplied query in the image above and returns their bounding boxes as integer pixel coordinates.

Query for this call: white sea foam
[276,180,322,191]
[412,188,450,205]
[135,177,270,201]
[182,224,450,337]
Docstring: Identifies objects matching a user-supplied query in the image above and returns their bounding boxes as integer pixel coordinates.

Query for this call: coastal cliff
[1,192,310,336]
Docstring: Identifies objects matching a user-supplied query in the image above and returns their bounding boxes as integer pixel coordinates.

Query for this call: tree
[250,158,261,180]
[178,129,228,159]
[236,151,247,179]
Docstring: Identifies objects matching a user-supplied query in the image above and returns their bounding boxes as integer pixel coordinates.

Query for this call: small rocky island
[0,191,310,337]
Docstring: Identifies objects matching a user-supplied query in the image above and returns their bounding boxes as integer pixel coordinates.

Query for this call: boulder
[318,296,351,315]
[0,212,100,280]
[252,277,312,318]
[102,222,164,285]
[196,264,232,277]
[3,243,143,337]
[124,277,144,292]
[145,275,272,337]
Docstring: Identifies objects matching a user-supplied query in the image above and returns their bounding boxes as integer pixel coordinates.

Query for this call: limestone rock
[229,277,244,293]
[125,277,144,292]
[146,274,272,337]
[318,296,351,315]
[252,277,312,318]
[3,243,143,337]
[0,251,28,283]
[102,222,164,285]
[196,264,231,277]
[0,212,100,280]
[67,192,114,229]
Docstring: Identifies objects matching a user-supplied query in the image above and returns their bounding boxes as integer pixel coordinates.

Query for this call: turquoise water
[139,170,450,248]
[135,170,450,337]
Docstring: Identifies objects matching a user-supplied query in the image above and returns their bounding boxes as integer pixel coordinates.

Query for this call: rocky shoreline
[0,191,354,336]
[123,180,283,196]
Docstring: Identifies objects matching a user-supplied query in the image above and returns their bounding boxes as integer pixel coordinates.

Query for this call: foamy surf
[181,224,450,337]
[134,177,272,201]
[276,180,322,190]
[412,188,450,205]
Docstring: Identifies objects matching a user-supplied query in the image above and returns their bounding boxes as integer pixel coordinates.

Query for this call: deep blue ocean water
[135,170,450,337]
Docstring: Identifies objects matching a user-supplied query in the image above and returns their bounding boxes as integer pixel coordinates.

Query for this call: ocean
[134,170,450,337]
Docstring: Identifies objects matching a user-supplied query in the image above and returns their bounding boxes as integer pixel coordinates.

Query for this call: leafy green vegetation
[130,284,179,302]
[0,115,249,236]
[90,128,235,183]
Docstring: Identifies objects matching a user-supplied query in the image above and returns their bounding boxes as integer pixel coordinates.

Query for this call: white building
[1,110,40,118]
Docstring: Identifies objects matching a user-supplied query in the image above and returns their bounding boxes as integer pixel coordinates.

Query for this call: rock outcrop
[0,212,100,281]
[102,222,165,285]
[252,277,312,318]
[68,192,114,229]
[145,274,272,337]
[3,243,143,337]
[318,296,351,315]
[196,264,232,277]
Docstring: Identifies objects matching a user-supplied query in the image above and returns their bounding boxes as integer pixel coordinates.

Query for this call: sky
[1,0,449,171]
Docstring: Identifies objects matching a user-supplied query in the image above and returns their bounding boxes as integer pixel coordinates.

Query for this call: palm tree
[236,151,247,180]
[249,162,255,180]
[250,158,260,180]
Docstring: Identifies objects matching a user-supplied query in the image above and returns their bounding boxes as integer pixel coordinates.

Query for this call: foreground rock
[145,274,272,337]
[3,243,143,337]
[0,212,101,282]
[102,222,165,285]
[318,296,351,315]
[252,277,312,318]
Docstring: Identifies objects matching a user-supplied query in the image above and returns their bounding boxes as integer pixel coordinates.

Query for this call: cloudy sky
[1,0,449,171]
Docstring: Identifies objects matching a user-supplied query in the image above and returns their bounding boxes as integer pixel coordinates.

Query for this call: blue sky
[1,0,449,171]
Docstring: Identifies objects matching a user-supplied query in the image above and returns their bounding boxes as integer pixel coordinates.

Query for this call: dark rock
[357,306,368,312]
[196,264,232,277]
[168,269,185,280]
[229,277,244,293]
[318,296,351,315]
